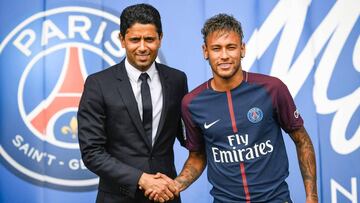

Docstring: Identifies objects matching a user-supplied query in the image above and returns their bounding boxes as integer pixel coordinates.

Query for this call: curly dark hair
[120,3,162,37]
[201,13,243,44]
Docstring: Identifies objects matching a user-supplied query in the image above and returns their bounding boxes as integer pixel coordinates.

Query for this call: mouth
[136,54,150,61]
[217,63,232,69]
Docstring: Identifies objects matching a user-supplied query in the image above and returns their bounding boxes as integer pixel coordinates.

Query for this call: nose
[139,39,146,51]
[220,48,229,60]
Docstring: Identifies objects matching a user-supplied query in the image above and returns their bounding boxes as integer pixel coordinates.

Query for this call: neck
[211,69,243,92]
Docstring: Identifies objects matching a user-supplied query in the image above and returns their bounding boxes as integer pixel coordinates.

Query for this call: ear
[202,44,209,60]
[241,42,246,58]
[119,33,125,48]
[158,33,163,47]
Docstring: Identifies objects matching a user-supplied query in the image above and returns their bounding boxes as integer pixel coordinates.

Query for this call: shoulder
[182,81,208,106]
[84,62,126,90]
[156,62,186,78]
[246,71,286,89]
[87,63,120,81]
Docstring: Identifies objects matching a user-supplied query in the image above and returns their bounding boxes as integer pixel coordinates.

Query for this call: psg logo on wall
[0,6,124,190]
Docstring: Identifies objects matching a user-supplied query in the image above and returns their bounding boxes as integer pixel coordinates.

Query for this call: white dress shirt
[125,58,163,146]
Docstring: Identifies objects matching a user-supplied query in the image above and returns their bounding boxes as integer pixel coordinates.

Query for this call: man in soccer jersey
[171,14,318,203]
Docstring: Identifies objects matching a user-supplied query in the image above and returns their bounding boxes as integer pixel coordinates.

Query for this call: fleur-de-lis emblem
[61,116,78,139]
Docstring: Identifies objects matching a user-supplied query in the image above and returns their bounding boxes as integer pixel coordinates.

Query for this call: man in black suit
[77,4,187,203]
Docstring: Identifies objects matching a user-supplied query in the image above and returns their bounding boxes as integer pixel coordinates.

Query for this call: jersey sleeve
[274,79,304,133]
[181,95,204,151]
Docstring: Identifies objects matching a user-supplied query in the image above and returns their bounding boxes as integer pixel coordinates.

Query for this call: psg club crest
[0,6,124,190]
[247,107,263,123]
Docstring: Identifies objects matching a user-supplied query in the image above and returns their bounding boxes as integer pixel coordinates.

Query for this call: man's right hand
[138,173,178,202]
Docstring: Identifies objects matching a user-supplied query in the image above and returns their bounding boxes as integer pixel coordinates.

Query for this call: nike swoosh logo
[204,119,220,129]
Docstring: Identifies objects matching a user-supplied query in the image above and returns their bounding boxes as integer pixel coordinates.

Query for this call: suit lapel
[154,63,169,144]
[114,61,152,149]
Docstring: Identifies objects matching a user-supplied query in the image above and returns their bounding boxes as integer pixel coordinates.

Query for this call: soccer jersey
[182,71,303,203]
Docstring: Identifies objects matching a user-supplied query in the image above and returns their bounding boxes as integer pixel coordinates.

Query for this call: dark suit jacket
[78,60,188,203]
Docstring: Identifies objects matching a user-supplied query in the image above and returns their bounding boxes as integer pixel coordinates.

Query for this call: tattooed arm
[145,150,206,202]
[289,126,318,203]
[175,150,207,192]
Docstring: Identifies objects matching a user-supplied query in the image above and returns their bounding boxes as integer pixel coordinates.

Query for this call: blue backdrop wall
[1,0,359,202]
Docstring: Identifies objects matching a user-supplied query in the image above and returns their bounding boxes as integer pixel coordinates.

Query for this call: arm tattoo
[290,126,318,201]
[175,151,206,191]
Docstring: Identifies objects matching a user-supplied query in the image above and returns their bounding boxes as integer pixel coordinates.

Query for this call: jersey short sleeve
[273,79,303,133]
[181,83,207,151]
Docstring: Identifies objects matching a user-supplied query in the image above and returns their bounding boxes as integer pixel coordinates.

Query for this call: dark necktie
[139,73,152,145]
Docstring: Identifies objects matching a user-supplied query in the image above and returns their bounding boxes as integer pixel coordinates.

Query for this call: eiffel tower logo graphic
[27,46,87,142]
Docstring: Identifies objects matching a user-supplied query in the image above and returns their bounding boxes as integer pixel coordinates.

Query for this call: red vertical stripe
[226,90,251,203]
[240,163,251,203]
[226,91,238,133]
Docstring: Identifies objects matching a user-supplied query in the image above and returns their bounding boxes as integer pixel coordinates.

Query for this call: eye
[212,47,220,52]
[144,37,155,42]
[129,38,140,43]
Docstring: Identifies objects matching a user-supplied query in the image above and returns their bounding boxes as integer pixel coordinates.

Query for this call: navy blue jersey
[182,71,303,203]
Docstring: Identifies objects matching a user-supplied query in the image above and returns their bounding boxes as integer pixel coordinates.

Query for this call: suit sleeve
[77,75,142,198]
[176,73,188,147]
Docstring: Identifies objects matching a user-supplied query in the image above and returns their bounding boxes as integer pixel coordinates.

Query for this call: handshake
[138,172,184,202]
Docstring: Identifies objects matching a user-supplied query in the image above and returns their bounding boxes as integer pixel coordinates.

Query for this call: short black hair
[201,13,244,44]
[120,3,162,37]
